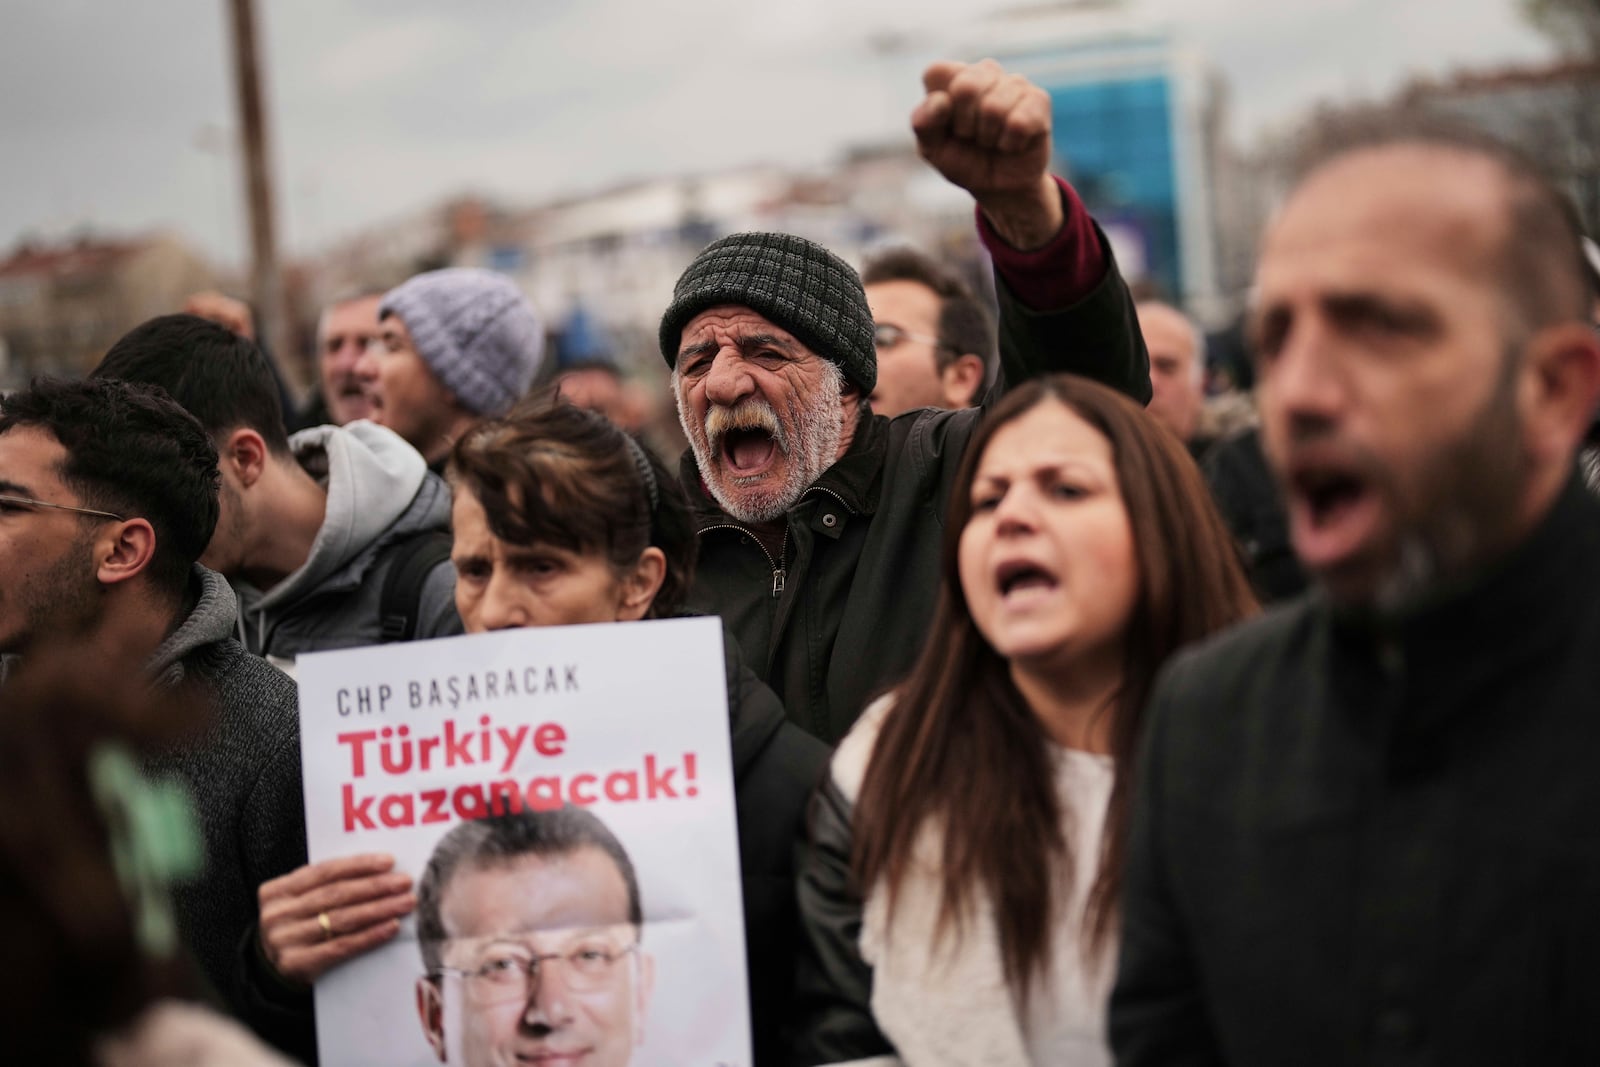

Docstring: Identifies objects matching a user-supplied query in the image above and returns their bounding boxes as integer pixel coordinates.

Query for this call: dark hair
[0,377,220,598]
[851,374,1257,998]
[1291,109,1597,332]
[447,400,694,617]
[416,806,642,974]
[861,246,997,398]
[93,314,291,455]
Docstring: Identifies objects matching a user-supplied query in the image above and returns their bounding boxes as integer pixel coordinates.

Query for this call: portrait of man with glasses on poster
[414,807,655,1067]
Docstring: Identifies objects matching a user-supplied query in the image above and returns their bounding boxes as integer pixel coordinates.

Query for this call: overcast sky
[0,0,1554,268]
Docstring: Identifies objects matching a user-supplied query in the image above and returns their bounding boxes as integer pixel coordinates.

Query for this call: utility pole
[225,0,303,392]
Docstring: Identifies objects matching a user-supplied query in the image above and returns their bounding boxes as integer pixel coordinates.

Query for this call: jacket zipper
[698,523,788,599]
[772,529,789,598]
[697,485,854,601]
[805,485,854,515]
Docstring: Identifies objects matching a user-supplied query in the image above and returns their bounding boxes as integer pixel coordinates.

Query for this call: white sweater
[830,696,1118,1067]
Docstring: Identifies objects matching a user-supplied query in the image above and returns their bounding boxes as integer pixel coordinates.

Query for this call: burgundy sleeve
[976,176,1107,312]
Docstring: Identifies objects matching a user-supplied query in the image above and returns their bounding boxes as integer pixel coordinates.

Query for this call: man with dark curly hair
[0,376,305,1051]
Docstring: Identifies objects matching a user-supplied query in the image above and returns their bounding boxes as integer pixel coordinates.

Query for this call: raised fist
[913,59,1053,196]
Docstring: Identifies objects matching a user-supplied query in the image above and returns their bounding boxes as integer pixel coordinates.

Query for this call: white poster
[297,616,751,1067]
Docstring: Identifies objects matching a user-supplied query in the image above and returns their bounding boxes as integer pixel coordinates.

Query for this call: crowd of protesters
[3,52,1600,1067]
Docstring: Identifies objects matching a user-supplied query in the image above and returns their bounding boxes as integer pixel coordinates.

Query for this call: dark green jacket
[682,242,1150,743]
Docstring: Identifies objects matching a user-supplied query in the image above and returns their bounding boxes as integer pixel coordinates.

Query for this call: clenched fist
[913,59,1065,251]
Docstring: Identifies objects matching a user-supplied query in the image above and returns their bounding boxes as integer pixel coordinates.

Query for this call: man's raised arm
[914,59,1151,405]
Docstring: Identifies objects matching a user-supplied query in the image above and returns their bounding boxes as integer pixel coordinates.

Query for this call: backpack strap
[378,530,454,643]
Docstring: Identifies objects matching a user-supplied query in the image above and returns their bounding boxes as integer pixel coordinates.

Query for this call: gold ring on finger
[318,911,333,940]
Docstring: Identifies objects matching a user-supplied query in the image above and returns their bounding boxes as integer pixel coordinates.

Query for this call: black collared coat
[1111,473,1600,1066]
[682,238,1150,744]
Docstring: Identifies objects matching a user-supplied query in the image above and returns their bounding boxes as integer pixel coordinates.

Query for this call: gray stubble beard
[674,361,846,525]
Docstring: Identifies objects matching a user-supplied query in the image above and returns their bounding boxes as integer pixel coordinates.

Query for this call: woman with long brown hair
[791,374,1256,1066]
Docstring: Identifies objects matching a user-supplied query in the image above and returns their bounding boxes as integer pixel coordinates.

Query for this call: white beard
[675,361,845,525]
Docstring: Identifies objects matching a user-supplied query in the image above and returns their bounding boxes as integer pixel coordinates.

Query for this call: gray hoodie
[232,420,461,668]
[138,567,306,1040]
[0,567,304,1027]
[148,559,241,682]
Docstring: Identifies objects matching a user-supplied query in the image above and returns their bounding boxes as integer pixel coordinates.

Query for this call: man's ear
[219,428,270,490]
[96,518,158,588]
[940,353,987,409]
[617,547,668,622]
[1519,322,1600,466]
[415,978,448,1063]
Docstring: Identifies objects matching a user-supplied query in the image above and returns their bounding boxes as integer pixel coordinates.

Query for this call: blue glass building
[988,24,1215,306]
[1049,75,1180,298]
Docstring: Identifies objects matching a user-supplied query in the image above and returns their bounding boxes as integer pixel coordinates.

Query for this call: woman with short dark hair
[254,401,826,1067]
[445,401,695,630]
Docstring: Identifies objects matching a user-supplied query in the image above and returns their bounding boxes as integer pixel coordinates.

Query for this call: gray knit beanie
[379,268,544,417]
[658,233,877,394]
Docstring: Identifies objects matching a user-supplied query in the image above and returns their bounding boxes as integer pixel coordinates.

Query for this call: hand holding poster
[296,617,751,1067]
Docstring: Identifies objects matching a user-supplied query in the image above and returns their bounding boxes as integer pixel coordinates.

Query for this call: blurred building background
[2,1,1594,403]
[0,235,217,387]
[292,3,1232,412]
[1206,56,1600,388]
[1394,61,1600,231]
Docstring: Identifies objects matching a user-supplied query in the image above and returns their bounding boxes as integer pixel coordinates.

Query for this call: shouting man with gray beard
[660,59,1150,742]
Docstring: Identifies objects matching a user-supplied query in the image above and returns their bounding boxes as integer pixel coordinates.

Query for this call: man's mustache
[706,400,788,454]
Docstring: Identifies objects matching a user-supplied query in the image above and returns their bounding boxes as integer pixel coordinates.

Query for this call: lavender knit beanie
[379,268,544,416]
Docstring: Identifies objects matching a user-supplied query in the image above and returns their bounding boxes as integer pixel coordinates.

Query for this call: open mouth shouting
[1284,452,1385,573]
[708,401,786,482]
[994,557,1060,606]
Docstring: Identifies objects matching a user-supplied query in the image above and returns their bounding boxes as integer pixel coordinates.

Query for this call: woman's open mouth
[995,559,1060,605]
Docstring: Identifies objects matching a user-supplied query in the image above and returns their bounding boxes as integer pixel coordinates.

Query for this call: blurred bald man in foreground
[1113,116,1600,1065]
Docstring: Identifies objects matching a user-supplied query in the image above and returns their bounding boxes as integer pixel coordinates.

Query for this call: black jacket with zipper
[721,631,833,1065]
[1111,473,1600,1066]
[682,238,1150,744]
